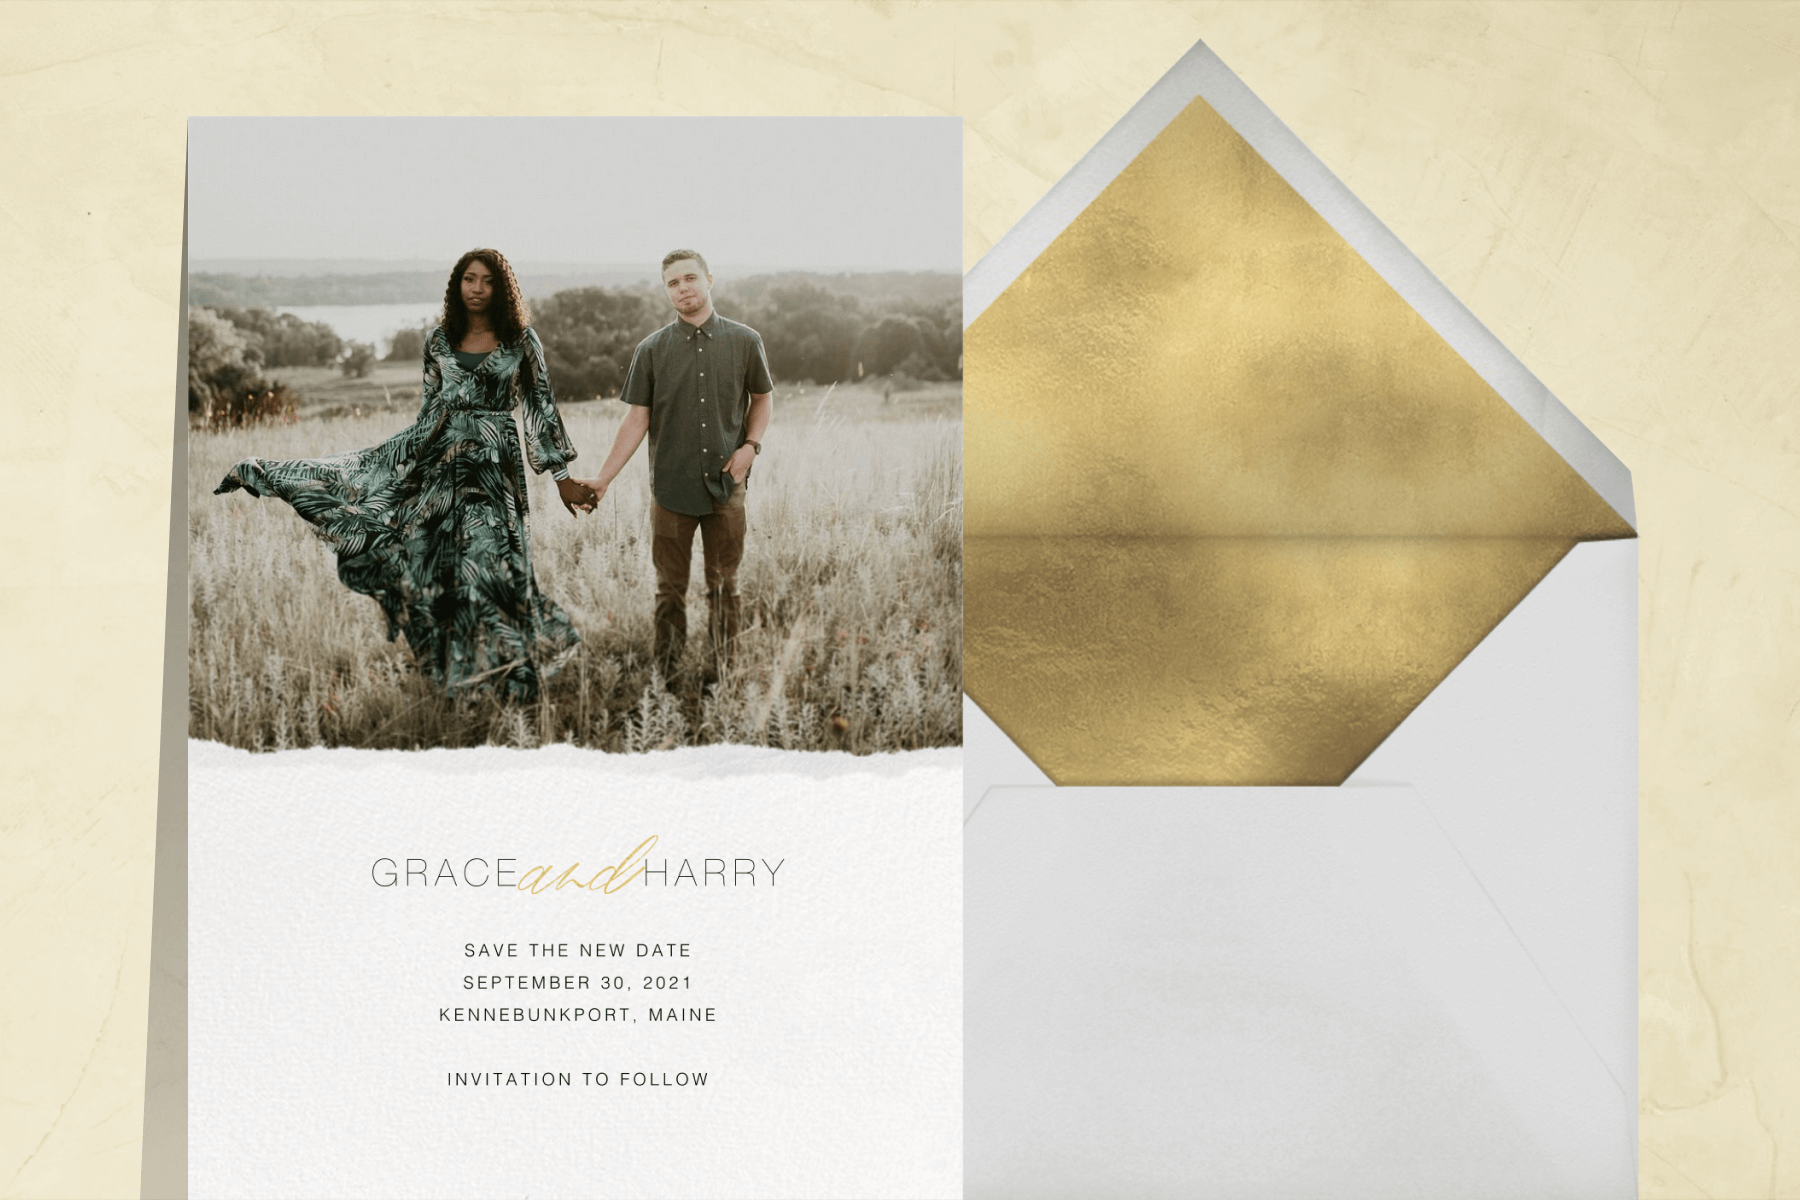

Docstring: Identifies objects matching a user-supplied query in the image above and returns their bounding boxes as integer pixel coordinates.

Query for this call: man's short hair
[661,249,710,277]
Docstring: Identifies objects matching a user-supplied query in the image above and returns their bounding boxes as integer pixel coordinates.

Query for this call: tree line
[190,275,961,425]
[187,306,376,425]
[187,308,302,426]
[393,277,963,399]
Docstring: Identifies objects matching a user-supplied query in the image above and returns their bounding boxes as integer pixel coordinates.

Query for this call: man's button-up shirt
[620,312,774,516]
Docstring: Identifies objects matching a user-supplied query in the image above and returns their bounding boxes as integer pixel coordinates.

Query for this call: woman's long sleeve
[417,332,445,421]
[518,328,576,479]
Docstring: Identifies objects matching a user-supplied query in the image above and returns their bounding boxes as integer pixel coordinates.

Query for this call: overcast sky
[188,117,959,273]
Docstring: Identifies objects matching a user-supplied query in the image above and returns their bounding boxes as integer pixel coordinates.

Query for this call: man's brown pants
[651,488,746,674]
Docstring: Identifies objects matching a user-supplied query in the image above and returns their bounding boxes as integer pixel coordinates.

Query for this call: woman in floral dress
[216,248,597,701]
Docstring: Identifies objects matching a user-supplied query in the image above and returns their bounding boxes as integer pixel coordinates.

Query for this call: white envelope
[963,42,1637,1198]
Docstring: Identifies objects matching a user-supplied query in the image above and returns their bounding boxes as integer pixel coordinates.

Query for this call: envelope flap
[964,40,1635,534]
[962,38,1636,788]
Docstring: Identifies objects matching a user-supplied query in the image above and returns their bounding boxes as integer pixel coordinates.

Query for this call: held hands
[725,445,756,486]
[557,475,600,516]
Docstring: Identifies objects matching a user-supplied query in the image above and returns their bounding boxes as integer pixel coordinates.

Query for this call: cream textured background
[0,3,1793,1197]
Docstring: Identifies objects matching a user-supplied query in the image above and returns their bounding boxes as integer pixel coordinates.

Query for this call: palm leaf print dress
[216,326,581,701]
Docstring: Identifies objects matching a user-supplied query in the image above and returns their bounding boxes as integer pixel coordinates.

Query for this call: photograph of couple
[186,117,961,755]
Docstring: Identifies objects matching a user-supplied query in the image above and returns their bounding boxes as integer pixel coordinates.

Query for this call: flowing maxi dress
[215,325,582,701]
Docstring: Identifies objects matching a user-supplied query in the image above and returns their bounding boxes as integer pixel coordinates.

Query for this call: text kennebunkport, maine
[369,836,786,892]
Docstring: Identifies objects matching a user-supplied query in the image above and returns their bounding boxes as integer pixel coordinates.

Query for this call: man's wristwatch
[747,439,762,455]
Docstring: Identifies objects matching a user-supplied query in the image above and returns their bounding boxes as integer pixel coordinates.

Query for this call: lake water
[277,303,442,356]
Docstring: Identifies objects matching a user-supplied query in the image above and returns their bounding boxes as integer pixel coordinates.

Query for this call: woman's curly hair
[440,248,531,347]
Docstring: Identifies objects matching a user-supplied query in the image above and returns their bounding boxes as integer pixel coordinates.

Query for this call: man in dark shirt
[583,249,774,681]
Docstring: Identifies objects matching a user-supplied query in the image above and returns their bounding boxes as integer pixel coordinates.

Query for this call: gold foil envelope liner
[965,95,1634,787]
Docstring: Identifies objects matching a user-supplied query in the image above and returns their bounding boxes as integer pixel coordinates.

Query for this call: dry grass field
[269,362,424,420]
[189,380,962,753]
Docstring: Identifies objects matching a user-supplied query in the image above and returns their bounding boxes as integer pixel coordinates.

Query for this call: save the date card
[177,116,962,1198]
